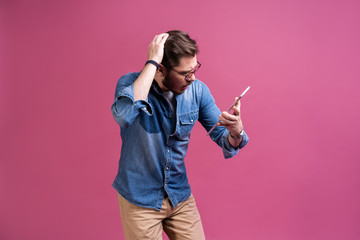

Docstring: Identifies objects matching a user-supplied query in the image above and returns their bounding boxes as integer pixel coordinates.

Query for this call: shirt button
[167,150,170,152]
[166,167,169,170]
[169,114,172,118]
[190,119,194,122]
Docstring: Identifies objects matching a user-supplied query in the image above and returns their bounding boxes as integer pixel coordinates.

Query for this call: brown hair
[161,30,198,68]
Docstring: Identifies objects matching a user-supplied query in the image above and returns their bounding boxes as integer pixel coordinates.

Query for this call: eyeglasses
[165,61,201,81]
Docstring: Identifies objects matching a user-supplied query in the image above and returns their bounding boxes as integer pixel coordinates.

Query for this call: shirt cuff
[222,132,239,159]
[222,130,249,159]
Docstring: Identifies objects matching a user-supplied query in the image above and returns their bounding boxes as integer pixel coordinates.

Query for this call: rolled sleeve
[221,133,239,159]
[238,130,249,149]
[111,72,153,129]
[222,130,250,158]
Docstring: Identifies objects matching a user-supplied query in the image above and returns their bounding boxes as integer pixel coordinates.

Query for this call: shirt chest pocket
[179,111,199,139]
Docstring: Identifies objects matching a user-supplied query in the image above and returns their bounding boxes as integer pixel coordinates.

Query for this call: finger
[232,97,241,115]
[152,34,160,43]
[152,34,164,44]
[234,97,241,108]
[154,33,168,44]
[221,111,238,121]
[232,105,240,115]
[217,119,228,127]
[218,121,227,127]
[219,114,235,125]
[159,33,169,45]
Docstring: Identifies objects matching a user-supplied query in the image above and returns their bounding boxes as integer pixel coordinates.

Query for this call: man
[111,30,249,239]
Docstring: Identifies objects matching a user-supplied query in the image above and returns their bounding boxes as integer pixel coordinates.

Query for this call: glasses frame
[164,61,201,81]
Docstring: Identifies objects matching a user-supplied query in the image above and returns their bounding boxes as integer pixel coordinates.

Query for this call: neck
[154,76,170,92]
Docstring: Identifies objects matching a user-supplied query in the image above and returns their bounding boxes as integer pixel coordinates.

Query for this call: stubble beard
[162,76,175,93]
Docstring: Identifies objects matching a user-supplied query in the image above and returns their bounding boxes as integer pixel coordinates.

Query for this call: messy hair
[162,30,198,68]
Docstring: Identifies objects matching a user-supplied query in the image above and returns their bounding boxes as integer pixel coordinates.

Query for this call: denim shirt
[111,72,249,210]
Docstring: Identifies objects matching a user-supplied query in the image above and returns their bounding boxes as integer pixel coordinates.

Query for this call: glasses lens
[184,62,201,80]
[194,62,201,72]
[187,62,201,79]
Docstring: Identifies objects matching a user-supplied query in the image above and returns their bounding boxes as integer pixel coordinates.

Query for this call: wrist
[230,129,244,140]
[145,60,159,69]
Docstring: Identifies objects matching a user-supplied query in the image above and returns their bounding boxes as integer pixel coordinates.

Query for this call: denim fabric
[111,72,249,210]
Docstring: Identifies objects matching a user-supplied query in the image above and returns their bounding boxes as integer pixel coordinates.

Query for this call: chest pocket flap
[179,111,199,138]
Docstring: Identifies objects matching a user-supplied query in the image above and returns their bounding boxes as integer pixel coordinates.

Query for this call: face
[158,56,198,94]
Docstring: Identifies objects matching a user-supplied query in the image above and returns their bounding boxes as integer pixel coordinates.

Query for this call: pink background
[1,0,360,239]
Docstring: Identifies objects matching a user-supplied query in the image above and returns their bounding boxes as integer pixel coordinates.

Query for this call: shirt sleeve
[111,72,153,129]
[198,81,249,159]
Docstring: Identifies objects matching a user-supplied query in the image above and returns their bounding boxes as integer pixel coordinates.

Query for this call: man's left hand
[218,97,243,137]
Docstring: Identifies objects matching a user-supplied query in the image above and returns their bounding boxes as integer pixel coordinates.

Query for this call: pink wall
[1,0,360,239]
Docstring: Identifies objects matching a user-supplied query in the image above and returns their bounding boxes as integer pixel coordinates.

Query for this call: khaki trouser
[117,193,206,240]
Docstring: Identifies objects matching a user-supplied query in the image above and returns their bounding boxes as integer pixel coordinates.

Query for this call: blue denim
[111,72,249,210]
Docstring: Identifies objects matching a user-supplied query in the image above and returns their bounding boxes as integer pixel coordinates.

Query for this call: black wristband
[145,60,159,69]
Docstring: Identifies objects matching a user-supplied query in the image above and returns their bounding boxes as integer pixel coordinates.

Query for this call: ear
[157,64,167,79]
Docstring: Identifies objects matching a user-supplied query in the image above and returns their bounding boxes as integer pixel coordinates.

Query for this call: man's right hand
[147,33,169,64]
[133,33,169,101]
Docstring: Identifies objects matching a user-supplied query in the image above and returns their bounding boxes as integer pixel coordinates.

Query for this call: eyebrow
[178,69,192,75]
[177,63,198,74]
